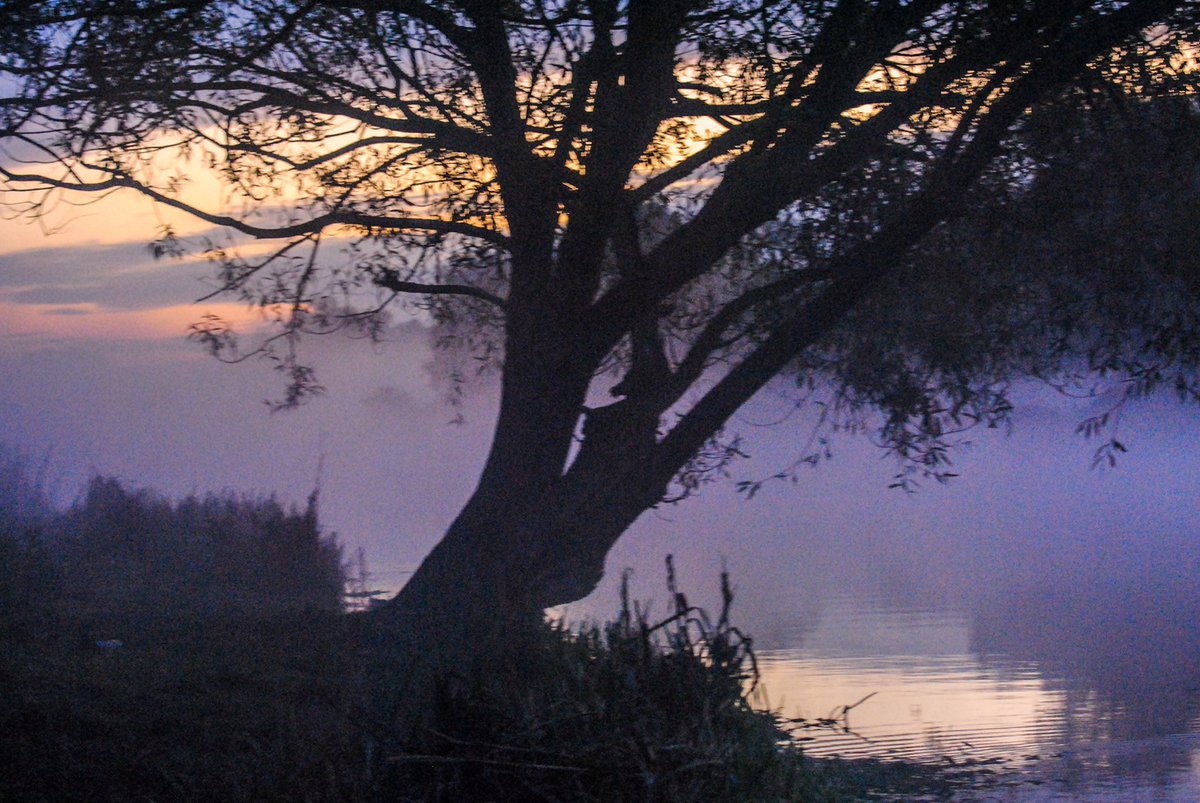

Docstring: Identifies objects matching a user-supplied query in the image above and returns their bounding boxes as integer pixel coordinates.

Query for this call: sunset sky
[3,184,1200,617]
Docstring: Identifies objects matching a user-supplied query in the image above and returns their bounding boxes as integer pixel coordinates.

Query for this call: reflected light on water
[757,596,1055,760]
[568,393,1200,800]
[754,593,1200,800]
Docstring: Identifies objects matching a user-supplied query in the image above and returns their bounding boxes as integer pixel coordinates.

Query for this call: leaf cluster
[773,92,1200,484]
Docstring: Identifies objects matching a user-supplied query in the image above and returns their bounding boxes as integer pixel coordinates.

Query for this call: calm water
[755,589,1200,800]
[555,399,1200,800]
[569,461,1200,798]
[568,558,1200,799]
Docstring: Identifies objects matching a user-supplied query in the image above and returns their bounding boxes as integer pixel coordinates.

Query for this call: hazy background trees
[0,444,346,633]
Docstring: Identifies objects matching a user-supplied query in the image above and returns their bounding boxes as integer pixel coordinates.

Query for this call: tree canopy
[2,2,1198,629]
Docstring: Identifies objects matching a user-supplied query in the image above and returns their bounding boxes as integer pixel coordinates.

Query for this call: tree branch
[553,0,692,309]
[322,0,478,54]
[372,270,507,311]
[581,2,1056,366]
[645,0,1184,490]
[0,165,509,245]
[667,269,834,398]
[188,79,494,154]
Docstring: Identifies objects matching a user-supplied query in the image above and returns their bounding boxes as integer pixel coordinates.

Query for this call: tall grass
[380,560,838,802]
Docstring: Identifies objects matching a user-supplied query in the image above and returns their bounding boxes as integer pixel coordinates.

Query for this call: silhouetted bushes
[0,451,958,800]
[0,450,345,632]
[1,562,853,803]
[56,477,344,624]
[382,567,839,802]
[0,445,62,633]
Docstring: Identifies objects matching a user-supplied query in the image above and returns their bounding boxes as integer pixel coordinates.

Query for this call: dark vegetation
[4,6,1197,704]
[0,447,979,801]
[1,3,1196,797]
[0,446,345,632]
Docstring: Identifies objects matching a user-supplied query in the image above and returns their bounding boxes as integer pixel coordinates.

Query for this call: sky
[3,188,1200,624]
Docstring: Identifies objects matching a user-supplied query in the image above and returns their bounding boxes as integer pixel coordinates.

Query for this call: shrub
[0,447,347,631]
[0,445,61,633]
[53,477,345,625]
[382,561,838,802]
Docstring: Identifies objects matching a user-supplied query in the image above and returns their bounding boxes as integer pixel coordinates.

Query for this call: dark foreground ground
[0,599,997,803]
[0,462,998,800]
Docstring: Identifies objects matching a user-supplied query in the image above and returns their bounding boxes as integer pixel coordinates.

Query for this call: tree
[2,0,1198,712]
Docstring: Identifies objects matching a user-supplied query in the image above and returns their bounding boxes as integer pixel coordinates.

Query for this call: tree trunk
[353,338,600,725]
[358,360,672,739]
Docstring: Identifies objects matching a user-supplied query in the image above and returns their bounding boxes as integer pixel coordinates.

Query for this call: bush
[0,450,964,800]
[52,477,346,626]
[1,545,963,801]
[0,444,55,534]
[0,447,347,632]
[0,445,61,634]
[382,562,838,802]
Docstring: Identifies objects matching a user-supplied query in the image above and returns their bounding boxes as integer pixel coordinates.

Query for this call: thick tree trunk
[358,511,540,741]
[358,364,673,739]
[355,342,615,731]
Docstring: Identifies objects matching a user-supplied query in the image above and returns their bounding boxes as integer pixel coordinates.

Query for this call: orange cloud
[0,299,263,342]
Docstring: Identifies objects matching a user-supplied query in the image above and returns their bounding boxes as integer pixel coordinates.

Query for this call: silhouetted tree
[3,2,1198,717]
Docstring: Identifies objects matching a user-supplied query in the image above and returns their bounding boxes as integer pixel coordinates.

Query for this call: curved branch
[6,71,493,158]
[226,135,438,171]
[627,118,761,203]
[372,270,507,311]
[323,0,479,54]
[646,0,1182,490]
[667,96,771,118]
[586,7,1047,363]
[0,165,510,246]
[188,79,493,154]
[668,269,833,396]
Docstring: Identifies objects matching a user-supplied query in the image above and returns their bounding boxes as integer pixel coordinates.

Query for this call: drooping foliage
[2,3,1198,616]
[777,95,1200,485]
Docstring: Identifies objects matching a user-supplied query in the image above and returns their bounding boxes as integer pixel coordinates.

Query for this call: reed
[380,560,838,801]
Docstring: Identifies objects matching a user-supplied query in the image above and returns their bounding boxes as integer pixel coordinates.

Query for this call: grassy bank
[0,454,977,801]
[1,574,989,802]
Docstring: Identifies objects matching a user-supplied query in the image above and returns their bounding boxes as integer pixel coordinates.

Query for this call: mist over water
[580,387,1200,617]
[570,391,1200,799]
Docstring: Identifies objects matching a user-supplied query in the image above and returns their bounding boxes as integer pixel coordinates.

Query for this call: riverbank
[1,591,998,802]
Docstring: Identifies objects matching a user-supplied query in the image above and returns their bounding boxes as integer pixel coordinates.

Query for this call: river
[564,395,1200,800]
[755,585,1200,800]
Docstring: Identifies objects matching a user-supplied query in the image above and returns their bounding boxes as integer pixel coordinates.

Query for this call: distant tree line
[0,445,346,633]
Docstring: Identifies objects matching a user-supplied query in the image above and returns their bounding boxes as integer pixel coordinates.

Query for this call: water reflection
[582,525,1200,797]
[570,401,1200,798]
[968,576,1200,797]
[751,572,1200,799]
[974,577,1200,737]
